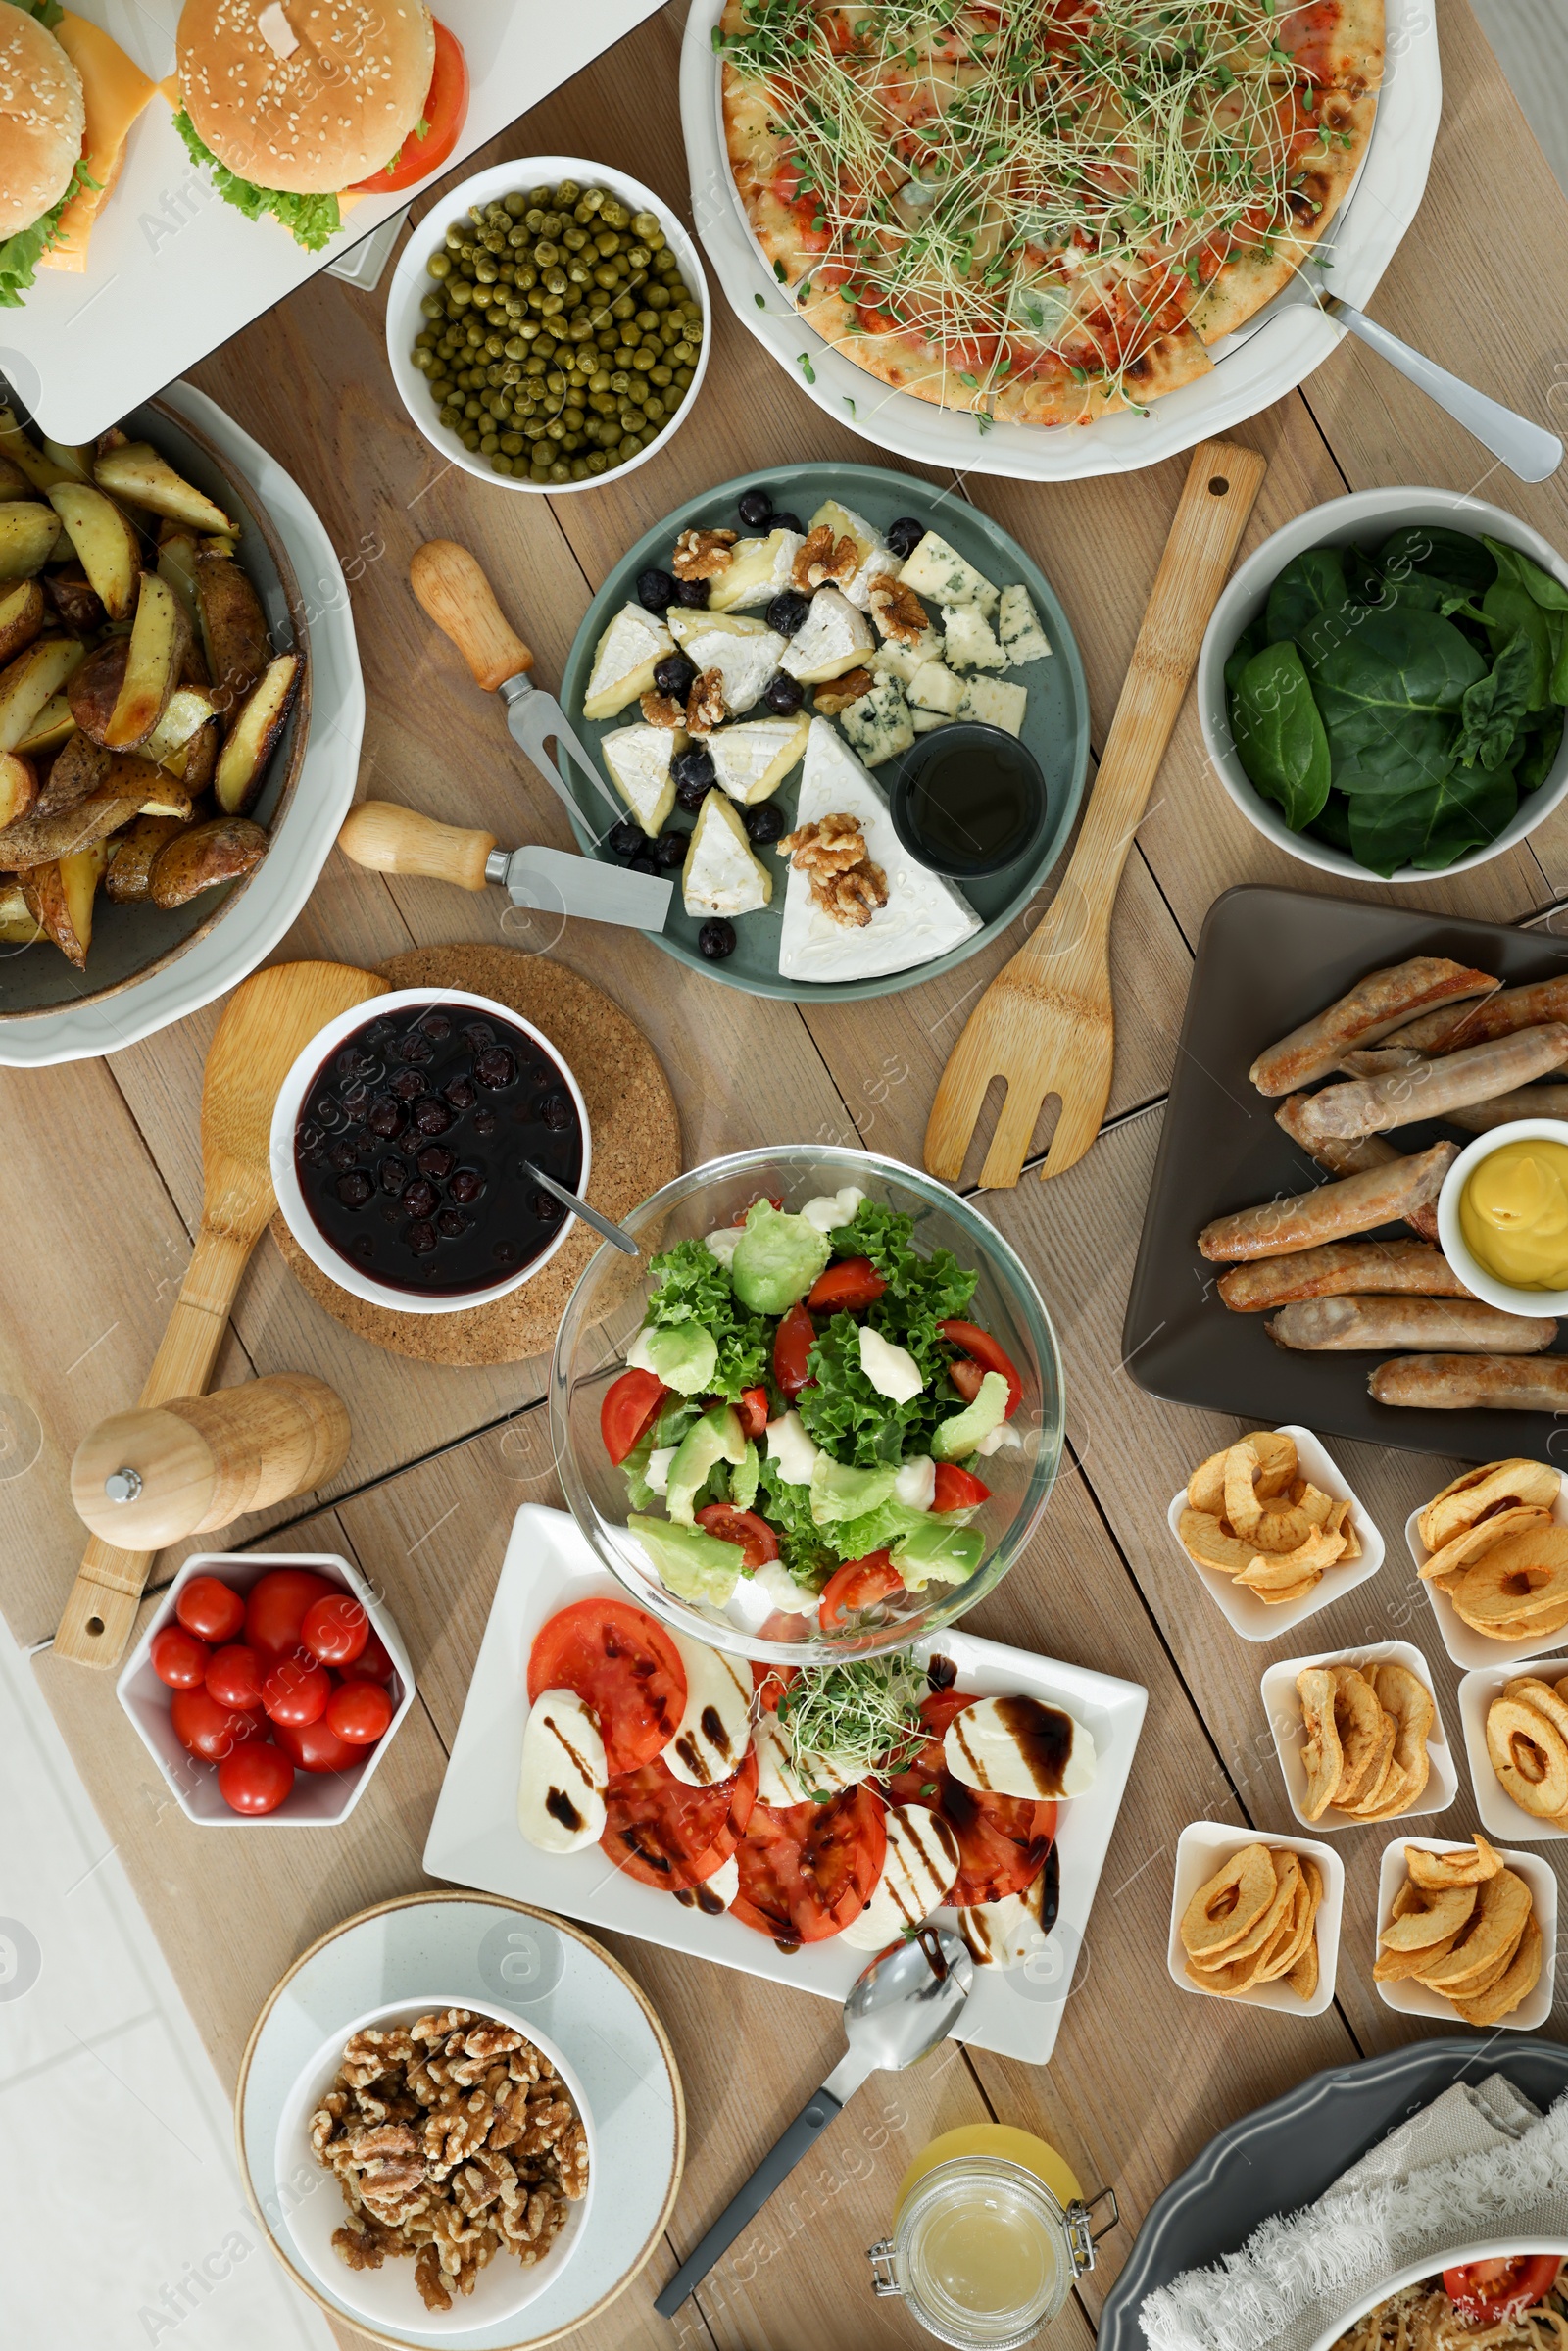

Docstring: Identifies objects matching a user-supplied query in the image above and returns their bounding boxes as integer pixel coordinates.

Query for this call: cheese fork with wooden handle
[924,440,1266,1189]
[52,960,387,1669]
[337,799,671,929]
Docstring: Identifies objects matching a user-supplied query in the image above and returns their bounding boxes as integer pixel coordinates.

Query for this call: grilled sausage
[1217,1239,1471,1313]
[1294,1027,1568,1144]
[1448,1084,1568,1134]
[1392,976,1568,1056]
[1250,958,1498,1096]
[1198,1142,1458,1262]
[1267,1296,1555,1353]
[1370,1355,1568,1411]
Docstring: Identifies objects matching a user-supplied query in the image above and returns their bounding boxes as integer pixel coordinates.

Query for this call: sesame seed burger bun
[177,0,435,195]
[0,7,86,240]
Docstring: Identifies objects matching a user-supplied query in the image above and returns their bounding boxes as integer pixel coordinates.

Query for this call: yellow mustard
[1460,1139,1568,1289]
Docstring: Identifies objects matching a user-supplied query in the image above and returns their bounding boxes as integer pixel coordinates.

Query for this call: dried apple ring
[1487,1695,1568,1816]
[1179,1842,1276,1958]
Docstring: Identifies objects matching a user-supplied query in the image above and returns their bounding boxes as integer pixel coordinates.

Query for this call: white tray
[1164,1424,1384,1644]
[1166,1821,1344,2019]
[423,1504,1148,2066]
[1372,1835,1557,2033]
[1260,1641,1458,1833]
[1405,1472,1568,1671]
[1456,1658,1568,1845]
[7,1,667,441]
[680,0,1441,481]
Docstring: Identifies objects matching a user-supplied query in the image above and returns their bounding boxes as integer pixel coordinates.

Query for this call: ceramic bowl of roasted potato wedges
[0,393,310,1018]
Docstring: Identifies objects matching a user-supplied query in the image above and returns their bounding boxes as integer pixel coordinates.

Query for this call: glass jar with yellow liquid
[866,2125,1118,2349]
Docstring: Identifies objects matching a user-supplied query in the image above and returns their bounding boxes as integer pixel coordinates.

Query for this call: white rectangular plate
[424,1505,1148,2064]
[1373,1835,1557,2032]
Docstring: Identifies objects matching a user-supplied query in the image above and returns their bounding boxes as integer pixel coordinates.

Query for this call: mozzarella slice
[894,1453,936,1510]
[683,789,772,918]
[766,1409,819,1486]
[800,1184,866,1232]
[583,603,673,720]
[705,1225,742,1267]
[645,1445,675,1496]
[697,1852,740,1910]
[751,1554,819,1616]
[953,1869,1054,1970]
[779,587,874,683]
[752,1714,877,1803]
[662,1633,754,1787]
[842,1804,960,1949]
[708,712,808,805]
[859,1324,924,1404]
[516,1689,607,1854]
[944,1695,1097,1800]
[602,720,684,835]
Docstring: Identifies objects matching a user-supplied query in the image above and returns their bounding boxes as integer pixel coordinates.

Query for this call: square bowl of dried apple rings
[278,2000,593,2328]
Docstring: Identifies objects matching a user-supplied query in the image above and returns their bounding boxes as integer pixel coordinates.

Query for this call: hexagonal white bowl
[1372,1835,1556,2031]
[1260,1641,1458,1832]
[1457,1657,1568,1844]
[1405,1470,1568,1671]
[1167,1820,1344,2019]
[1164,1424,1384,1643]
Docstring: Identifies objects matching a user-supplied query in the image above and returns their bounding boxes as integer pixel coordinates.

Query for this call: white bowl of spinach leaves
[1199,489,1568,879]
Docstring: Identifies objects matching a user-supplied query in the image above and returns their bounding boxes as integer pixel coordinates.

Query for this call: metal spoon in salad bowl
[654,1927,973,2314]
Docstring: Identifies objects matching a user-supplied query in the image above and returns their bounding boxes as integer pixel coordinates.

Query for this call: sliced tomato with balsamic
[807,1256,887,1313]
[1443,2257,1562,2326]
[940,1319,1022,1417]
[527,1598,686,1776]
[881,1689,1056,1907]
[817,1549,903,1630]
[752,1661,800,1714]
[602,1748,759,1890]
[933,1462,991,1512]
[349,21,470,193]
[695,1504,780,1572]
[737,1386,770,1441]
[773,1300,816,1397]
[731,1786,887,1946]
[601,1367,668,1465]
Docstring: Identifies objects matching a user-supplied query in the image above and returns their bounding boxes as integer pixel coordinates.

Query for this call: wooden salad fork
[924,439,1266,1190]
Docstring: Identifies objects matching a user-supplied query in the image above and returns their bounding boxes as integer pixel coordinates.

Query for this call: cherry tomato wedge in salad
[601,1367,668,1465]
[940,1319,1022,1417]
[882,1690,1056,1907]
[817,1550,903,1630]
[527,1598,687,1777]
[695,1504,780,1571]
[807,1255,887,1313]
[737,1386,770,1441]
[773,1300,816,1397]
[601,1748,760,1890]
[1443,2257,1562,2326]
[732,1787,887,1946]
[348,22,469,193]
[933,1462,991,1512]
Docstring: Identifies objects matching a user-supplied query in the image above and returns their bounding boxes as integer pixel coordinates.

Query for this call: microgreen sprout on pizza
[717,0,1383,428]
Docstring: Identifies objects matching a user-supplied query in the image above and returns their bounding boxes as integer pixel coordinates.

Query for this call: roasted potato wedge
[67,637,126,744]
[15,693,76,757]
[33,731,109,820]
[0,751,35,827]
[104,752,191,819]
[0,762,177,867]
[42,570,105,635]
[103,575,188,749]
[23,841,108,968]
[0,503,63,580]
[45,482,141,619]
[156,528,202,635]
[105,812,191,904]
[195,552,270,725]
[0,878,41,942]
[0,407,70,492]
[41,438,93,486]
[139,683,217,769]
[161,715,220,791]
[94,442,235,536]
[0,637,87,754]
[214,653,299,813]
[148,814,267,908]
[0,453,32,502]
[0,579,44,665]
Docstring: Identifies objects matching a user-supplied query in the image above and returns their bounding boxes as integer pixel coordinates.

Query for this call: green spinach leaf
[1454,628,1536,772]
[1305,792,1354,854]
[1308,608,1484,782]
[1224,617,1266,697]
[1518,712,1567,793]
[1482,582,1553,711]
[1483,536,1568,612]
[1265,547,1350,661]
[1231,640,1332,830]
[1347,762,1516,876]
[1378,526,1496,600]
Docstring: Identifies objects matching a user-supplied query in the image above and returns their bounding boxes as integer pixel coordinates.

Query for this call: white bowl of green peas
[386,155,711,493]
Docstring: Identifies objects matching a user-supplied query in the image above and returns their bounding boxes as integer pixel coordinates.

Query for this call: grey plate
[1098,2034,1568,2351]
[556,460,1090,1002]
[1123,885,1568,1465]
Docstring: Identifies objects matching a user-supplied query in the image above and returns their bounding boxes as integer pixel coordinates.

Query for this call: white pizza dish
[1456,1657,1568,1844]
[1371,1835,1556,2032]
[680,0,1441,482]
[1163,1424,1384,1643]
[1166,1821,1344,2018]
[1260,1641,1457,1832]
[423,1504,1148,2066]
[1405,1471,1568,1671]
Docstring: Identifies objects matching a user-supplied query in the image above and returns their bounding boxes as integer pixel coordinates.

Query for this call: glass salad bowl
[549,1147,1064,1664]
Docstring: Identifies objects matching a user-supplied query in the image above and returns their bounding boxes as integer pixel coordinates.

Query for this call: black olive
[407,1220,437,1255]
[744,801,786,845]
[637,565,676,612]
[653,651,697,698]
[449,1168,484,1204]
[673,744,715,789]
[653,828,689,869]
[738,486,774,530]
[886,515,925,559]
[627,852,660,875]
[765,589,810,637]
[607,816,645,859]
[698,918,738,960]
[474,1048,515,1089]
[673,576,710,609]
[416,1146,456,1180]
[675,776,711,813]
[336,1170,373,1207]
[414,1096,454,1135]
[763,672,804,715]
[378,1154,409,1195]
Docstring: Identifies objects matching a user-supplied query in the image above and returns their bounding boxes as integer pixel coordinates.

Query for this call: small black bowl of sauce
[888,722,1049,880]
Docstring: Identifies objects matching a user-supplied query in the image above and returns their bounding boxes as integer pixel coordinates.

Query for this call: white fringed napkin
[1140,2076,1568,2351]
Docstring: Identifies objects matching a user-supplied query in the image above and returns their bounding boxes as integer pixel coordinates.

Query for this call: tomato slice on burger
[773,1300,816,1397]
[807,1255,887,1312]
[880,1689,1055,1906]
[602,1749,759,1890]
[932,1461,990,1512]
[695,1504,780,1571]
[818,1550,903,1630]
[939,1318,1022,1417]
[1443,2256,1562,2326]
[601,1367,669,1465]
[731,1787,887,1945]
[349,21,470,193]
[527,1598,686,1776]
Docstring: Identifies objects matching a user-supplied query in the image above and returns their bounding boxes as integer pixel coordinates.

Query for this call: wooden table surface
[7,5,1568,2345]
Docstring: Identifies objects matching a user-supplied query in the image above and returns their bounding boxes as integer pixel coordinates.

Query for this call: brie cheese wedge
[583,603,674,720]
[666,610,785,713]
[683,789,772,917]
[808,497,896,609]
[779,586,874,683]
[709,711,808,804]
[602,719,686,834]
[709,527,805,612]
[777,719,980,983]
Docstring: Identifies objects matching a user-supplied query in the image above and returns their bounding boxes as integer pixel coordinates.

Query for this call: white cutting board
[5,0,666,440]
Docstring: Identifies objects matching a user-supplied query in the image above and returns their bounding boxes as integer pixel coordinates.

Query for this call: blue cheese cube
[957,675,1028,736]
[873,637,943,687]
[896,532,999,617]
[838,670,914,767]
[999,584,1053,664]
[906,660,965,715]
[941,603,1007,672]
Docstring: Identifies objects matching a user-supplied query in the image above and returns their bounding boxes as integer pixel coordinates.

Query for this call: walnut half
[672,527,737,580]
[868,572,930,646]
[778,812,889,929]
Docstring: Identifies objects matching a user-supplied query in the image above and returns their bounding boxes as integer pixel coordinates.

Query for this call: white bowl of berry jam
[270,989,591,1314]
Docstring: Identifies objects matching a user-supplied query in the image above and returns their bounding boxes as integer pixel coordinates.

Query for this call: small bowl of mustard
[1439,1119,1568,1318]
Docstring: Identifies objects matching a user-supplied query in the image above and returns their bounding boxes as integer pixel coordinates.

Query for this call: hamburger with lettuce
[0,1,88,304]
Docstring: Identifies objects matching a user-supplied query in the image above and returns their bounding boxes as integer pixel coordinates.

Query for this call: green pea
[504,191,527,216]
[492,454,514,474]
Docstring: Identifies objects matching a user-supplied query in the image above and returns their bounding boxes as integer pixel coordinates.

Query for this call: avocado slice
[630,1321,718,1397]
[731,1438,760,1512]
[628,1514,743,1605]
[731,1200,831,1314]
[809,1453,899,1528]
[893,1515,984,1590]
[666,1403,746,1525]
[931,1370,1010,1461]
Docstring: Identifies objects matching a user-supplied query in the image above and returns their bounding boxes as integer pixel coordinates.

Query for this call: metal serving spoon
[522,1160,639,1256]
[654,1927,974,2315]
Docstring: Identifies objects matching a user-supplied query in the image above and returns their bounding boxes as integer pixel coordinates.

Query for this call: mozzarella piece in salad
[843,1803,959,1949]
[953,1857,1060,1971]
[516,1689,608,1853]
[944,1694,1097,1801]
[663,1633,753,1788]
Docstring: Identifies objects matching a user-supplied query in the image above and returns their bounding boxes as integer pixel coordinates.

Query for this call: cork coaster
[270,945,680,1367]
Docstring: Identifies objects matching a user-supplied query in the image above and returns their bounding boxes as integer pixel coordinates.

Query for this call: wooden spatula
[924,440,1266,1190]
[53,959,388,1668]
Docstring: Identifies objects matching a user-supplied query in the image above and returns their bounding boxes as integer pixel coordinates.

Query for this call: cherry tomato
[737,1386,770,1441]
[939,1319,1022,1417]
[218,1742,295,1817]
[807,1256,887,1312]
[817,1550,903,1630]
[601,1367,669,1465]
[602,1749,759,1889]
[272,1712,361,1774]
[933,1462,991,1512]
[151,1625,210,1690]
[695,1504,780,1572]
[324,1679,395,1745]
[752,1662,800,1714]
[245,1568,337,1659]
[773,1300,816,1398]
[949,1356,986,1404]
[731,1192,783,1224]
[337,1626,395,1684]
[1444,2257,1562,2326]
[170,1687,269,1763]
[205,1642,264,1712]
[175,1575,244,1644]
[731,1787,887,1945]
[262,1654,331,1728]
[527,1598,686,1776]
[301,1592,369,1667]
[348,22,470,193]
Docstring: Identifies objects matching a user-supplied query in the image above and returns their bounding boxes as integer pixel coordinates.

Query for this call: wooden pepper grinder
[70,1374,350,1550]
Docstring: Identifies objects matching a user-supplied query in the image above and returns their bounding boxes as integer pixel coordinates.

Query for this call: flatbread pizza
[719,0,1386,430]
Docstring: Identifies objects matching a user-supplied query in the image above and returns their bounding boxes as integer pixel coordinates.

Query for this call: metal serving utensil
[522,1160,639,1255]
